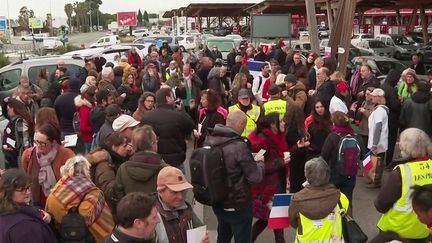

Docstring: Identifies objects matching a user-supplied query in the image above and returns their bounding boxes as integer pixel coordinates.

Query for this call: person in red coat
[74,86,96,153]
[127,47,142,67]
[248,112,308,243]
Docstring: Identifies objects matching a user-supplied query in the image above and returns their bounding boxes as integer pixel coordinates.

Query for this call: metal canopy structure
[183,3,254,17]
[356,0,432,10]
[244,0,328,15]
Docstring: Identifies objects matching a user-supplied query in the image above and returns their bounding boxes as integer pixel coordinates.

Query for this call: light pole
[6,0,12,43]
[49,0,53,36]
[88,2,93,32]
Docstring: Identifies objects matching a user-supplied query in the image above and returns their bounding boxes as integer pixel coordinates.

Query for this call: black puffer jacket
[381,69,401,129]
[142,104,194,166]
[204,124,264,209]
[400,91,432,137]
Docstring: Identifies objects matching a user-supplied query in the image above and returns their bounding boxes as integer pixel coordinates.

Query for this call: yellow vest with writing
[377,160,432,239]
[295,193,349,243]
[264,99,287,120]
[228,104,260,138]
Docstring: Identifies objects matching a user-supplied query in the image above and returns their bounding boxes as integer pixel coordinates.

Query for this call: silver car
[355,39,395,57]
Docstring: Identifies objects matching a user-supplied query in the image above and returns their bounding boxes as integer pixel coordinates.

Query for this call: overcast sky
[0,0,260,19]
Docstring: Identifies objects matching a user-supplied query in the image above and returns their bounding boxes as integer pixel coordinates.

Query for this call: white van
[89,35,120,48]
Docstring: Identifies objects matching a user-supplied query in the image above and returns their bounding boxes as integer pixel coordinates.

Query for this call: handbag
[366,154,381,184]
[338,201,368,243]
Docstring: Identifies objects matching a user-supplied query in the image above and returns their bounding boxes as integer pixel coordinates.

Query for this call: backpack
[189,138,242,205]
[72,111,81,134]
[60,191,96,243]
[336,133,361,177]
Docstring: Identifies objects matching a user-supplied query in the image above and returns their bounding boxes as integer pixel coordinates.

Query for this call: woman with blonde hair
[330,71,345,82]
[374,128,432,243]
[46,155,114,243]
[230,72,251,105]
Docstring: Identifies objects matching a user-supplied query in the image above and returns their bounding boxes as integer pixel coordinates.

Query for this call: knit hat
[370,88,385,97]
[284,74,297,83]
[275,73,286,86]
[402,68,416,79]
[157,166,193,192]
[336,81,348,93]
[112,115,140,132]
[268,84,281,96]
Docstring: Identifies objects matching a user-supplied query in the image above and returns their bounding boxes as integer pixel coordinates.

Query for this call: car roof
[206,37,235,41]
[1,56,84,70]
[354,55,399,62]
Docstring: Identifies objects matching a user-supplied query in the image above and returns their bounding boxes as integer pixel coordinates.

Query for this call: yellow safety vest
[228,104,260,138]
[377,160,432,239]
[264,99,287,120]
[295,193,349,243]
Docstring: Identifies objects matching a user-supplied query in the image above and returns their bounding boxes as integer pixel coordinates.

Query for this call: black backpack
[60,191,96,243]
[189,137,242,205]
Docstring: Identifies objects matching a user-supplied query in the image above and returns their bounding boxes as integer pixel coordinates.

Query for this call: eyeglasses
[15,185,31,193]
[34,139,49,147]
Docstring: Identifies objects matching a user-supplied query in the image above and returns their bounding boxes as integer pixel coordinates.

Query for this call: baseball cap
[157,166,193,192]
[284,74,297,83]
[238,88,252,99]
[112,114,140,132]
[370,88,385,97]
[336,81,348,93]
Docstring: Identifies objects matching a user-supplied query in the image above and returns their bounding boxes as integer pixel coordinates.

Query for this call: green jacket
[398,81,417,100]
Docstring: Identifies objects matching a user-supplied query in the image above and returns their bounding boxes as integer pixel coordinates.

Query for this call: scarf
[331,125,354,134]
[407,82,413,95]
[52,175,106,224]
[36,144,58,196]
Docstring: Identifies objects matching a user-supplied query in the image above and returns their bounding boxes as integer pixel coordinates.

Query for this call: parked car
[133,37,157,45]
[89,35,120,48]
[0,56,85,101]
[406,34,424,48]
[175,35,196,50]
[352,56,407,78]
[351,33,374,46]
[64,45,145,64]
[318,26,329,39]
[354,39,395,57]
[375,34,418,59]
[21,34,34,41]
[205,37,236,63]
[43,37,63,50]
[131,29,149,37]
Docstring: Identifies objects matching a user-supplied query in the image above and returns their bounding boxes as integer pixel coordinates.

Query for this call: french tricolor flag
[247,60,269,79]
[363,152,373,173]
[268,193,292,229]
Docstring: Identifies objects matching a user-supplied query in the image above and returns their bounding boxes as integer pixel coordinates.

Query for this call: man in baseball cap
[112,114,140,140]
[156,166,209,243]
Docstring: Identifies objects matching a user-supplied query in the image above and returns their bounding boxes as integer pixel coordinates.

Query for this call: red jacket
[74,96,94,142]
[248,128,289,219]
[127,52,142,66]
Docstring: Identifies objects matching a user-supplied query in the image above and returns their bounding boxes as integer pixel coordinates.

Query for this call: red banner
[117,12,137,27]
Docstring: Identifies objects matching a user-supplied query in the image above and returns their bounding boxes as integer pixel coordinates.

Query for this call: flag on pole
[363,152,373,173]
[268,193,292,229]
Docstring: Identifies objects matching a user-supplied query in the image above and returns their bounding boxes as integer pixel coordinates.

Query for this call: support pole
[419,4,429,46]
[326,0,333,31]
[407,8,417,33]
[337,0,356,76]
[305,0,320,54]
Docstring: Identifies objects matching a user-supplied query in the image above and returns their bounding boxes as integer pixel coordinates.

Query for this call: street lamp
[6,0,12,43]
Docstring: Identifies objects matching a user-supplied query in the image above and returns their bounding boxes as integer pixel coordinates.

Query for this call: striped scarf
[51,175,114,233]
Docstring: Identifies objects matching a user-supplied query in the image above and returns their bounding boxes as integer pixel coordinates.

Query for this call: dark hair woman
[75,85,97,153]
[35,107,60,131]
[0,169,57,243]
[21,123,75,208]
[248,112,291,243]
[37,68,50,93]
[86,131,132,216]
[2,98,34,169]
[133,92,156,122]
[321,111,365,212]
[304,99,332,159]
[194,89,227,148]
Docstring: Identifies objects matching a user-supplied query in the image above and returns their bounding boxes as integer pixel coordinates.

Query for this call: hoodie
[289,184,341,233]
[54,78,80,133]
[116,151,167,197]
[74,95,94,142]
[381,69,401,127]
[400,90,432,137]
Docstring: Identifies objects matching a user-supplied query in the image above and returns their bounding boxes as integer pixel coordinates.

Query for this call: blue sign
[0,19,6,30]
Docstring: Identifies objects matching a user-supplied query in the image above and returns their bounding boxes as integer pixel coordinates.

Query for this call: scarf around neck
[36,143,58,196]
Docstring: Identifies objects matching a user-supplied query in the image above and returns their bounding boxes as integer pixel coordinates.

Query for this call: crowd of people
[0,38,432,243]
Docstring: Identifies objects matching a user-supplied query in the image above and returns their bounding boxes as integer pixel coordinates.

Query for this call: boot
[251,219,267,242]
[274,229,286,243]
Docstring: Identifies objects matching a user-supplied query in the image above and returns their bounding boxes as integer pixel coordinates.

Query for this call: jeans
[212,204,253,243]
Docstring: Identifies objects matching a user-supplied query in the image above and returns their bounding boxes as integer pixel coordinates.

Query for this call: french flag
[363,152,373,173]
[247,60,267,79]
[268,193,292,229]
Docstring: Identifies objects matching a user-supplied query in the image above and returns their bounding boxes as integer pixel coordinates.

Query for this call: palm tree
[64,3,74,32]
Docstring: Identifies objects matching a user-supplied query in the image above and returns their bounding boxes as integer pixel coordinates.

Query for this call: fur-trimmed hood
[74,95,93,108]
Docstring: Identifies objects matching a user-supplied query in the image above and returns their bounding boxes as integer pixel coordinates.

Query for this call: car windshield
[207,41,235,52]
[302,43,311,50]
[392,36,411,45]
[368,41,386,48]
[372,60,406,75]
